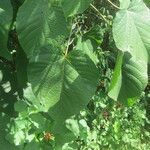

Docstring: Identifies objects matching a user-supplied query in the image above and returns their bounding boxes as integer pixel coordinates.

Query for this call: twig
[90,4,108,23]
[107,0,120,9]
[75,17,83,35]
[65,23,75,56]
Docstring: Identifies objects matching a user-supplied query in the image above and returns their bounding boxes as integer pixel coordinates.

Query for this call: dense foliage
[0,0,150,149]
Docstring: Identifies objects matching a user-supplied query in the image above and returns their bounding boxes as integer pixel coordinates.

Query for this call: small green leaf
[65,118,80,137]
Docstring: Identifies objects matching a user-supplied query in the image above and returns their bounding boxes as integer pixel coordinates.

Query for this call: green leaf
[61,0,92,17]
[55,130,76,150]
[23,85,45,112]
[30,113,47,130]
[16,0,69,58]
[109,53,148,102]
[24,141,40,150]
[110,0,150,102]
[65,118,80,137]
[76,37,98,64]
[119,0,130,9]
[28,46,99,120]
[113,0,150,61]
[0,0,13,60]
[144,0,150,7]
[83,25,104,46]
[6,118,32,146]
[108,51,124,101]
[0,114,18,150]
[14,101,28,112]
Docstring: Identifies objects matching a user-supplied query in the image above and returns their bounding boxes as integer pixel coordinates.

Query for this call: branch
[65,23,75,56]
[90,4,108,23]
[107,0,120,10]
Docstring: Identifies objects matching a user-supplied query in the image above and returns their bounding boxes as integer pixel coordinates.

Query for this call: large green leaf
[28,46,99,120]
[61,0,92,17]
[16,0,69,58]
[113,0,150,60]
[109,0,150,102]
[108,52,148,102]
[0,0,13,60]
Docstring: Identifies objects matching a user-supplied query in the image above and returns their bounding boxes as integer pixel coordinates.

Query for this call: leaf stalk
[107,0,120,10]
[90,4,108,23]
